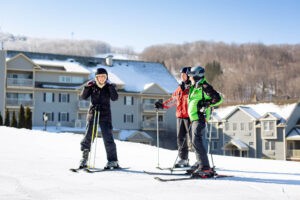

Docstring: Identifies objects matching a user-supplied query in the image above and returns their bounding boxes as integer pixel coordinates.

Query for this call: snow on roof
[95,53,139,60]
[216,103,297,122]
[225,139,249,150]
[33,59,90,74]
[88,62,178,93]
[239,106,261,119]
[286,128,300,140]
[119,130,152,140]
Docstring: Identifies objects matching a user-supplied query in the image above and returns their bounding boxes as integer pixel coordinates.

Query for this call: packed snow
[1,126,300,200]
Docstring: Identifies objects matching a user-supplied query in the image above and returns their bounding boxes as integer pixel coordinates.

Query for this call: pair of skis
[145,167,233,182]
[70,167,130,173]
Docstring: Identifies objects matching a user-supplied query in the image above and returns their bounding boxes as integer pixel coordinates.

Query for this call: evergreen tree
[4,109,10,127]
[25,107,32,130]
[18,104,25,128]
[0,112,3,125]
[11,111,18,128]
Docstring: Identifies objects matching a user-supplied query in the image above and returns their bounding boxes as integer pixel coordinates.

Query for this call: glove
[86,80,95,87]
[154,101,164,109]
[203,101,210,108]
[199,101,210,113]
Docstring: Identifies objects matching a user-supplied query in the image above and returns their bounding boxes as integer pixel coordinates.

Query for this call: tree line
[140,42,300,104]
[0,105,32,129]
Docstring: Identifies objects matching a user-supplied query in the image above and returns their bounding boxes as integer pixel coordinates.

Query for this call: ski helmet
[188,66,205,79]
[95,68,108,76]
[180,66,191,74]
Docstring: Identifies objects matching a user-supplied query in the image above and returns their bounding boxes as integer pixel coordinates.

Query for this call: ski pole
[92,109,100,168]
[207,108,215,169]
[88,108,98,169]
[171,137,187,170]
[170,122,191,171]
[156,109,160,168]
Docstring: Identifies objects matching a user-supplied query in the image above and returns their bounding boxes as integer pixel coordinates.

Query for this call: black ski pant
[191,120,210,168]
[176,118,191,160]
[80,120,118,162]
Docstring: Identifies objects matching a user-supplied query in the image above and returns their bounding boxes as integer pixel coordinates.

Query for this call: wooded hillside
[140,42,300,104]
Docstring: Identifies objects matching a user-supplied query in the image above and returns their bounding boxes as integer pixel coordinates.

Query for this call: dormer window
[263,121,274,131]
[261,120,277,139]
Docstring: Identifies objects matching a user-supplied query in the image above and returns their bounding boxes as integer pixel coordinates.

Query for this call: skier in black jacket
[79,68,119,169]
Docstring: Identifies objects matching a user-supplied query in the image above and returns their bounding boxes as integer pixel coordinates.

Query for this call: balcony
[142,120,165,130]
[78,100,90,110]
[7,78,33,88]
[287,149,300,161]
[6,98,34,107]
[142,104,166,113]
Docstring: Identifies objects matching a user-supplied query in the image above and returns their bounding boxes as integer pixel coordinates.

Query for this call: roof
[33,59,90,74]
[7,51,177,94]
[223,106,261,120]
[88,62,178,93]
[215,103,297,123]
[119,130,153,141]
[224,139,249,151]
[286,128,300,141]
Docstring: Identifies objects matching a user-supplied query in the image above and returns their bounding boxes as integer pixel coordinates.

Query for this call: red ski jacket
[163,83,189,119]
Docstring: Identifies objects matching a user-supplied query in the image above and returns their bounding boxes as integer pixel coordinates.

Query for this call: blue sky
[0,0,299,52]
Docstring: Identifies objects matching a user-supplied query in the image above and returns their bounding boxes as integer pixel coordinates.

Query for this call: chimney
[105,55,113,66]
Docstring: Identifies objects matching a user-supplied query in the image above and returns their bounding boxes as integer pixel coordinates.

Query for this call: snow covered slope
[0,126,300,200]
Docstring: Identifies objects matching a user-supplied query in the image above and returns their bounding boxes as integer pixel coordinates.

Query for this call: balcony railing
[142,121,165,130]
[6,98,34,107]
[142,104,156,111]
[78,100,90,109]
[7,78,33,87]
[287,149,300,159]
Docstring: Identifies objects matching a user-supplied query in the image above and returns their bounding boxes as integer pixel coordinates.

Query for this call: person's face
[181,73,188,82]
[96,74,107,84]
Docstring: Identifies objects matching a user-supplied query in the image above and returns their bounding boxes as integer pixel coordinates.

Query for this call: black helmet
[95,68,108,76]
[180,66,191,74]
[188,66,205,78]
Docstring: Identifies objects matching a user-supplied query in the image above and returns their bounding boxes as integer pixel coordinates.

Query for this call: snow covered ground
[1,126,300,200]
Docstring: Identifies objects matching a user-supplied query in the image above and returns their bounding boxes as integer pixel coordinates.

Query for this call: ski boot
[174,159,190,168]
[104,161,119,170]
[79,149,89,169]
[191,166,215,178]
[186,162,201,174]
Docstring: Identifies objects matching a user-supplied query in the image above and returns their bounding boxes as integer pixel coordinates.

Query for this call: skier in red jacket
[155,67,191,168]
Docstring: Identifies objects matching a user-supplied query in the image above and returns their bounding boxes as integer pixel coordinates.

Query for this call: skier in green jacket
[187,66,223,175]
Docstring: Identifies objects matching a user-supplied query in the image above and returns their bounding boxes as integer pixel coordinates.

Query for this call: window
[59,93,70,103]
[123,114,134,123]
[265,141,275,150]
[240,123,244,131]
[124,96,134,105]
[59,76,84,83]
[263,121,275,131]
[44,112,54,121]
[233,123,237,131]
[248,122,253,131]
[249,142,254,146]
[225,123,229,131]
[58,112,69,122]
[44,93,54,103]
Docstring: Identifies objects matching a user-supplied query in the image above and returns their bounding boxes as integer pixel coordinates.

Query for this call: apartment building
[0,50,178,148]
[206,103,300,161]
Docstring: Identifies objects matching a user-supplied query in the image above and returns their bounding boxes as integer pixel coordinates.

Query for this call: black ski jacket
[80,82,118,122]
